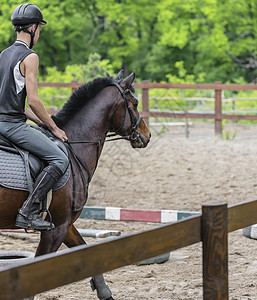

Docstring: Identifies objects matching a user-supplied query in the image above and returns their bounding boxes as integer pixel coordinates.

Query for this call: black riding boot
[15,165,63,231]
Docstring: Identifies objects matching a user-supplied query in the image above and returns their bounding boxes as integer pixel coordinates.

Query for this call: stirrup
[39,207,54,230]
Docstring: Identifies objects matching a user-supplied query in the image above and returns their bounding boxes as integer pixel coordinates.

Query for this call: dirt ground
[1,122,257,299]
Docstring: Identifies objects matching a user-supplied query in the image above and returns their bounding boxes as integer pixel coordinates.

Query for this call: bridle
[106,81,143,142]
[65,81,143,211]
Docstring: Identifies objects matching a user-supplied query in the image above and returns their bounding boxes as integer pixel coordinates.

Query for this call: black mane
[52,76,114,127]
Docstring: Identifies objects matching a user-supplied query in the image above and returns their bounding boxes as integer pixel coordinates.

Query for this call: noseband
[107,81,142,142]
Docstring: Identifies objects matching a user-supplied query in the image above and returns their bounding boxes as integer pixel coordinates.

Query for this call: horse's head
[110,70,151,148]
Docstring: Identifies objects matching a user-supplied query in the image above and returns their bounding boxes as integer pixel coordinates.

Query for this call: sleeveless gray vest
[0,41,34,122]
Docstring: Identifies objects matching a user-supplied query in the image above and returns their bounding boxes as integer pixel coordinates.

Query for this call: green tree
[38,52,114,107]
[1,0,257,83]
[151,0,257,83]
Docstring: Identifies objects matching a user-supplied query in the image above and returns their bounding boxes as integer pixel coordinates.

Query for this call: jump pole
[80,206,200,223]
[202,201,228,300]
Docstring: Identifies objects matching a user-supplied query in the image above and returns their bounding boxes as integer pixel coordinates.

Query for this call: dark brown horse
[0,70,150,299]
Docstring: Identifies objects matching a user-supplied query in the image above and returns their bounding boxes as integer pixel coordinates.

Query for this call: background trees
[1,0,257,83]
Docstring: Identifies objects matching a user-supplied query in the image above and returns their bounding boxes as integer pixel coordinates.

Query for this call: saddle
[0,126,70,193]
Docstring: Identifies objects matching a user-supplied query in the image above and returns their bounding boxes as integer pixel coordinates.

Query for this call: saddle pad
[0,149,70,192]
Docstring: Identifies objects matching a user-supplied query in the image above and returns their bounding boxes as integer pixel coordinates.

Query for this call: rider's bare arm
[25,106,44,126]
[22,53,68,142]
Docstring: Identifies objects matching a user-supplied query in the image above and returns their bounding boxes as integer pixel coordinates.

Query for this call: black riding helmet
[11,3,47,49]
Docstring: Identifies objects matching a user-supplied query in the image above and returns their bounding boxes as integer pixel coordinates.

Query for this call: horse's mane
[52,76,114,127]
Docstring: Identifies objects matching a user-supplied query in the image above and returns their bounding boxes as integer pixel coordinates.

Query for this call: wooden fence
[134,81,257,136]
[0,198,257,300]
[39,81,257,136]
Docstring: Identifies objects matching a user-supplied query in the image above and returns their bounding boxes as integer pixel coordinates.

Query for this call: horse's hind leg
[63,223,86,247]
[24,223,70,300]
[35,222,70,256]
[64,224,114,300]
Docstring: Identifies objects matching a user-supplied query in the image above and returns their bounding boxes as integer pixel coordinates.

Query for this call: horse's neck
[64,88,114,172]
[67,87,115,135]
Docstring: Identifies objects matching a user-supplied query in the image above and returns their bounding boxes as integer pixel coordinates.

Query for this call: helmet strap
[22,23,39,49]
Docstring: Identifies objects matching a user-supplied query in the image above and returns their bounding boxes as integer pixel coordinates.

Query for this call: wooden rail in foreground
[0,199,257,300]
[39,81,257,136]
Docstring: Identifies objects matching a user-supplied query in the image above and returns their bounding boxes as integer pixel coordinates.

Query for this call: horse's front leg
[64,224,114,300]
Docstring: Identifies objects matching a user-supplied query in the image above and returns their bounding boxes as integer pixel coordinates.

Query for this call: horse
[0,70,150,299]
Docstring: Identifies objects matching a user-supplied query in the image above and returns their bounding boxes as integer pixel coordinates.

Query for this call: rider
[0,3,69,231]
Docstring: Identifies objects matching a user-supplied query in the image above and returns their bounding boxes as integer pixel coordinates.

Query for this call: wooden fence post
[214,82,222,136]
[71,80,79,93]
[142,81,149,127]
[202,201,228,300]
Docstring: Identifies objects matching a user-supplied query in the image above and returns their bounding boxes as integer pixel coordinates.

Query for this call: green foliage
[222,129,238,140]
[222,122,238,140]
[38,53,114,108]
[0,0,17,46]
[1,0,257,84]
[146,61,208,114]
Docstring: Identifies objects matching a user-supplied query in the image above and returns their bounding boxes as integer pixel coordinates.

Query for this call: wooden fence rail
[0,199,257,300]
[39,81,257,136]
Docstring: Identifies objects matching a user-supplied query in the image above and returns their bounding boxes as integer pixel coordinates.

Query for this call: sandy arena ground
[0,122,257,299]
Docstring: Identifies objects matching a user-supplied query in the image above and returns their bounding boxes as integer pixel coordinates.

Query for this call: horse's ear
[120,70,135,90]
[114,69,123,81]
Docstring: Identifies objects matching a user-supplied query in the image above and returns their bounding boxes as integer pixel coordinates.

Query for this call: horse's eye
[131,95,138,108]
[130,97,138,108]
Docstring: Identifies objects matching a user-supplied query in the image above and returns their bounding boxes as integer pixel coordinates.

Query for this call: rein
[65,81,142,211]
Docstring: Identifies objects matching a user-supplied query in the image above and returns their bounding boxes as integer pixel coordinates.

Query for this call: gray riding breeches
[0,122,69,174]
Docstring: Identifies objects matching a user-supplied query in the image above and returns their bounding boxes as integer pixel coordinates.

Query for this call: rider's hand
[51,127,68,142]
